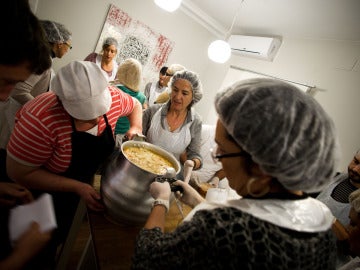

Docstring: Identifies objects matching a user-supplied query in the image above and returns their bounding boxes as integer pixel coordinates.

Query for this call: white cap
[51,61,111,120]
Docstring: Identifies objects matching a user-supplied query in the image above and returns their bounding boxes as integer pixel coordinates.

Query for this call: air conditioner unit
[228,35,281,61]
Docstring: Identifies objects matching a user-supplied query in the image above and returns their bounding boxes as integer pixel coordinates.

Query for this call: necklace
[167,112,187,132]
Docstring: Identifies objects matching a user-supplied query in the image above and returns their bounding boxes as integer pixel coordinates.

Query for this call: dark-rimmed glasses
[165,72,173,77]
[211,147,249,163]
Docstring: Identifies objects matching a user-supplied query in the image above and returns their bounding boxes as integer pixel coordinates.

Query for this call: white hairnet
[40,20,71,43]
[349,189,360,213]
[215,78,339,193]
[116,58,142,91]
[169,70,203,106]
[167,64,186,75]
[102,37,118,49]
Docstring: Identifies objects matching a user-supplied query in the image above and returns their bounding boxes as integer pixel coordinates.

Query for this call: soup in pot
[123,146,175,175]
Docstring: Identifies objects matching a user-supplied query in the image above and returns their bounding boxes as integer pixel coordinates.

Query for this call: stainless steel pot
[100,141,180,225]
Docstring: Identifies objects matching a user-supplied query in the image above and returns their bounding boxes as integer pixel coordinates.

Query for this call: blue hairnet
[215,78,339,193]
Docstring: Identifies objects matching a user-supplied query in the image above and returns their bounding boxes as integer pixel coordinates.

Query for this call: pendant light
[208,1,243,63]
[154,0,182,12]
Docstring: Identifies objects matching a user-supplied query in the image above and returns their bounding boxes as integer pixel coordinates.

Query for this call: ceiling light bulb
[208,40,231,63]
[154,0,182,12]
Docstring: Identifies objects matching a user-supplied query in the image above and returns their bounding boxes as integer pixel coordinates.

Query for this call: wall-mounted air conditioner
[228,35,282,61]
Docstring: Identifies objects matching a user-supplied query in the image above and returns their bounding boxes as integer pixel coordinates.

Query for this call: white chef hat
[51,61,111,120]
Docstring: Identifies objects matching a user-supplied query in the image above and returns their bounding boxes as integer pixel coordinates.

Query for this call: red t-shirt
[7,86,134,173]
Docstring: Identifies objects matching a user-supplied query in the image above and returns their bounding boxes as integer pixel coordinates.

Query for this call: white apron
[184,197,334,233]
[316,173,351,226]
[147,108,191,161]
[95,54,118,81]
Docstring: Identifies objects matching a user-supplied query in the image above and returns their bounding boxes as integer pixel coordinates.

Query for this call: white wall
[35,0,225,109]
[35,0,359,170]
[224,38,360,170]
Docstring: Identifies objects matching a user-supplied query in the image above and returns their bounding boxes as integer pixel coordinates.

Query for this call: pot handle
[123,133,146,142]
[132,133,146,142]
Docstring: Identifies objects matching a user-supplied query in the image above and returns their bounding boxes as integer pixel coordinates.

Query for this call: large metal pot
[100,140,180,225]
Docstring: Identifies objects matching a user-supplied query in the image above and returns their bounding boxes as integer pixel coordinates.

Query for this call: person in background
[144,66,168,106]
[114,58,147,146]
[84,37,119,82]
[0,0,54,268]
[11,20,72,105]
[6,60,143,266]
[317,149,360,225]
[142,70,203,178]
[133,78,339,269]
[334,189,360,269]
[152,64,186,104]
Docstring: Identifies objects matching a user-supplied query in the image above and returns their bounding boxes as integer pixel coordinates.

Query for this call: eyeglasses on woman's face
[211,147,249,163]
[63,42,72,50]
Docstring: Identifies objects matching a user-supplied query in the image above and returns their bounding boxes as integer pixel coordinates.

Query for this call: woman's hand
[149,181,171,200]
[0,222,53,270]
[0,182,33,208]
[76,183,104,211]
[173,180,205,208]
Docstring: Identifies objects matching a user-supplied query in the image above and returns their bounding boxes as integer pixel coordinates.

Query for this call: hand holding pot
[173,180,205,208]
[149,181,171,200]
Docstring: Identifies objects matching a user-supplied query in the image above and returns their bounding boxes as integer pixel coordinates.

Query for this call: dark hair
[0,0,51,74]
[160,66,168,75]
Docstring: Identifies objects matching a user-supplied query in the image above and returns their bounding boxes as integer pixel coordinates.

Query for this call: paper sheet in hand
[8,193,57,245]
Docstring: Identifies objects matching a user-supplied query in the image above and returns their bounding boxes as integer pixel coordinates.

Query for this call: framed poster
[96,4,174,87]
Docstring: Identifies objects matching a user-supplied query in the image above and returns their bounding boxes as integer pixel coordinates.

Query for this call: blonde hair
[116,58,142,91]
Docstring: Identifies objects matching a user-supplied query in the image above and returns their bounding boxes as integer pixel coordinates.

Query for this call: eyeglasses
[165,72,173,77]
[64,42,72,50]
[211,147,249,163]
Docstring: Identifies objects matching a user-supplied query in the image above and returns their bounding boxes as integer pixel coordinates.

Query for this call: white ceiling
[181,0,360,41]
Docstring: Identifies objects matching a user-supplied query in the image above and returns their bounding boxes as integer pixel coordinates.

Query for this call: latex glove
[189,172,201,188]
[183,160,195,183]
[149,181,171,201]
[172,180,205,208]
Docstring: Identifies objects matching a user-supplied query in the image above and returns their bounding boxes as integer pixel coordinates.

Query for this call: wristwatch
[152,199,169,213]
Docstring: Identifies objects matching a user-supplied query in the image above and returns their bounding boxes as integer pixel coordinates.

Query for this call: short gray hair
[169,70,203,107]
[215,78,340,193]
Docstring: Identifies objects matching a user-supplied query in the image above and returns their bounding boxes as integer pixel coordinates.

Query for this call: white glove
[149,181,171,200]
[173,180,205,208]
[183,160,195,183]
[189,172,200,188]
[208,176,220,187]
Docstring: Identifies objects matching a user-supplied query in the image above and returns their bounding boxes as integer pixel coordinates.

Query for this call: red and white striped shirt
[7,85,134,173]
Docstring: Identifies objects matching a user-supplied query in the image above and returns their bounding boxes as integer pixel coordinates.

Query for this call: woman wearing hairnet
[142,69,203,179]
[10,20,72,105]
[133,78,339,269]
[84,37,119,82]
[114,58,147,145]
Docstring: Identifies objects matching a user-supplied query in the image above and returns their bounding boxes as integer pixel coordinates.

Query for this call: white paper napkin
[8,193,57,246]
